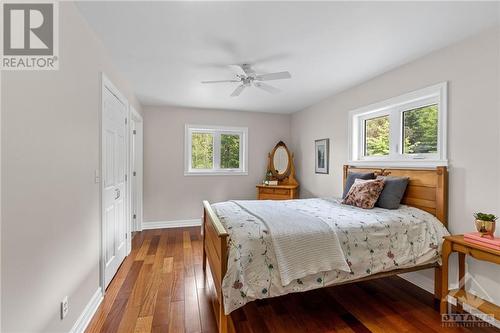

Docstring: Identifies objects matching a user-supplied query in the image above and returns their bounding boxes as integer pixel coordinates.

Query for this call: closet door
[102,85,128,288]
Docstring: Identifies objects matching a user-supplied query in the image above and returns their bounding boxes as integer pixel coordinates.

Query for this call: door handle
[115,188,120,200]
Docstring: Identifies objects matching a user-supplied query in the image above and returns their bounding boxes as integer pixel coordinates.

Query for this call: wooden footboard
[202,201,234,333]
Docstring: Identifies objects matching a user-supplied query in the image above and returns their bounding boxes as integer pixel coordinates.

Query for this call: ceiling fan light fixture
[201,63,291,97]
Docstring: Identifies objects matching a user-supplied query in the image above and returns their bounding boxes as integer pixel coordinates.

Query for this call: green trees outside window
[191,132,241,170]
[191,133,213,169]
[364,104,438,157]
[220,134,240,169]
[403,104,438,154]
[365,115,390,156]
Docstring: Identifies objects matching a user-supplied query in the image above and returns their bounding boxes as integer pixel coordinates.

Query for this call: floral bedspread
[212,198,449,314]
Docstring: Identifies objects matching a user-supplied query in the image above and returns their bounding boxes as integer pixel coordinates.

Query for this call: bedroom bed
[202,165,449,333]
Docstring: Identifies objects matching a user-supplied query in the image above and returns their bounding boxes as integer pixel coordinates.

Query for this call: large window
[185,125,248,175]
[349,83,447,166]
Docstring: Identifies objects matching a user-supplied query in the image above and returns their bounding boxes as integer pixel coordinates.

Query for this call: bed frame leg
[202,246,207,271]
[434,266,442,309]
[219,304,228,333]
[202,212,207,272]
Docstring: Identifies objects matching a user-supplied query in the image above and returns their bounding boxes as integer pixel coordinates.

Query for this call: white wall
[143,106,291,223]
[1,3,141,332]
[291,27,500,306]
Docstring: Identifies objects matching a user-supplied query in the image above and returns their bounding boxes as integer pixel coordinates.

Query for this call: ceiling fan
[201,64,291,97]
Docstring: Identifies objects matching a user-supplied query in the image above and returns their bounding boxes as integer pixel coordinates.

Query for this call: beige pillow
[342,178,385,209]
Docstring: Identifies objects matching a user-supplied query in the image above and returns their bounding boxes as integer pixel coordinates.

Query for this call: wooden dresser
[256,184,299,200]
[258,141,299,200]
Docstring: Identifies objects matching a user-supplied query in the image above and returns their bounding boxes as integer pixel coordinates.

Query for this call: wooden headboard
[343,165,448,226]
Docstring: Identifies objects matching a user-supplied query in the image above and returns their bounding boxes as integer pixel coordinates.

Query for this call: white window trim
[348,82,448,168]
[184,124,248,176]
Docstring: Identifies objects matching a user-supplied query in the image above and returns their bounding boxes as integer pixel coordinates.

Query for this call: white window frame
[184,124,248,176]
[349,82,448,167]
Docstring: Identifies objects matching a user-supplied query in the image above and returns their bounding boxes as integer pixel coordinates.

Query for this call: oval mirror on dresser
[273,145,290,176]
[270,141,292,180]
[256,141,299,200]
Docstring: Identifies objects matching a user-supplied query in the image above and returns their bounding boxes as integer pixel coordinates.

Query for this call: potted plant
[473,212,497,237]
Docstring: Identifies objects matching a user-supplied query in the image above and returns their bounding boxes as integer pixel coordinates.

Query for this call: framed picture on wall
[315,138,329,174]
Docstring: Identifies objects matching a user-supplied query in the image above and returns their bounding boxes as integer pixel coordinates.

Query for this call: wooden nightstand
[441,235,500,320]
[256,184,299,200]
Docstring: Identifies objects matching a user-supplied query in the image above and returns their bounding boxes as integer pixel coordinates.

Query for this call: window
[185,124,248,175]
[349,82,447,166]
[191,132,214,169]
[364,115,390,156]
[402,104,438,154]
[220,134,241,169]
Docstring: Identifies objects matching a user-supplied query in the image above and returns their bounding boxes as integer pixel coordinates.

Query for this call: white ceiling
[76,1,499,114]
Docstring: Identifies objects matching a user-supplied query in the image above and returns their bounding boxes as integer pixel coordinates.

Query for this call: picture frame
[315,138,329,174]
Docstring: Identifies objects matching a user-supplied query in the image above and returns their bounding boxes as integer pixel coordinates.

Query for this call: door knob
[115,188,120,200]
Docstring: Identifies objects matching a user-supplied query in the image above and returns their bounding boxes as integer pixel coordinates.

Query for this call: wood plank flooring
[86,227,498,333]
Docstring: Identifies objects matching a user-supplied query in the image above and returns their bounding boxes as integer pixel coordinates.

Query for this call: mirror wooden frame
[267,141,298,185]
[269,141,291,180]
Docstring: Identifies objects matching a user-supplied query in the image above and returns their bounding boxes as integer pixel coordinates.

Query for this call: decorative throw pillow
[375,176,409,209]
[342,172,376,198]
[342,178,385,209]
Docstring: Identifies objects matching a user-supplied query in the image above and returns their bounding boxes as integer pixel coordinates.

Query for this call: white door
[102,85,128,288]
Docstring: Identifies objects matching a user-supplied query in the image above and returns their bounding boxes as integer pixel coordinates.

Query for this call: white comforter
[212,198,449,315]
[233,200,350,286]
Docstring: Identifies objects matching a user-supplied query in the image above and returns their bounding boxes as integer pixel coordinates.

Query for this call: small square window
[185,125,248,175]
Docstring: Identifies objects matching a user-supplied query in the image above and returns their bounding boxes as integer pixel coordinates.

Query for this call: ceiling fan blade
[201,79,240,84]
[230,85,246,97]
[239,64,255,76]
[255,71,291,81]
[254,82,280,94]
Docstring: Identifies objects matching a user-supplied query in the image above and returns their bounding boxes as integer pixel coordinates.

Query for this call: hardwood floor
[86,227,498,333]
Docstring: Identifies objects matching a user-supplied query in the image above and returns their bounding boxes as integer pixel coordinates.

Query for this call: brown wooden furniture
[256,184,299,200]
[440,235,500,320]
[267,141,298,185]
[257,142,299,200]
[203,165,448,333]
[342,165,448,222]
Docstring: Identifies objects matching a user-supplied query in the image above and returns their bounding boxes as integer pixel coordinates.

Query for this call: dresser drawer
[257,185,298,200]
[260,187,290,195]
[259,193,290,200]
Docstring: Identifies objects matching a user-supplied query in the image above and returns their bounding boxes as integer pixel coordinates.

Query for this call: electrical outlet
[61,296,69,319]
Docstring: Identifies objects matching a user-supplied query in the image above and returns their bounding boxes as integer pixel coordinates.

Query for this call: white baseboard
[141,218,201,230]
[70,287,103,333]
[399,271,435,294]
